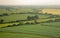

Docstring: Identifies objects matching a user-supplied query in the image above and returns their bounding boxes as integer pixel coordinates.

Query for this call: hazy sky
[0,0,60,5]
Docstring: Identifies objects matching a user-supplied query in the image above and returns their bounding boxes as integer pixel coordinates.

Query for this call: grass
[0,10,60,38]
[0,24,60,38]
[0,14,50,22]
[0,32,52,38]
[42,22,60,27]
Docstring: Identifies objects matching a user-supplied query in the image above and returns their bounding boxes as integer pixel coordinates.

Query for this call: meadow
[0,24,60,38]
[0,8,60,38]
[0,14,50,22]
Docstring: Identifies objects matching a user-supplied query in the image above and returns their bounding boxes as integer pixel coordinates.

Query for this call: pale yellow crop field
[42,9,60,15]
[0,24,9,28]
[0,23,19,28]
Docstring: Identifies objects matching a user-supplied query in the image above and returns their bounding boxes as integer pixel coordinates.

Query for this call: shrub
[35,22,40,24]
[25,22,30,24]
[7,25,12,27]
[3,13,9,16]
[57,37,60,38]
[17,23,21,26]
[0,15,2,16]
[0,19,4,24]
[58,37,60,38]
[30,22,35,24]
[12,24,17,26]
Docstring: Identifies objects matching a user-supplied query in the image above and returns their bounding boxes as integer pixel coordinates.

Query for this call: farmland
[0,24,60,38]
[0,7,60,38]
[0,14,50,22]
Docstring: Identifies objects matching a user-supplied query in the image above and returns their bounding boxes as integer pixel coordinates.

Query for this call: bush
[0,19,4,24]
[30,22,35,24]
[7,25,12,27]
[25,22,30,24]
[0,15,2,16]
[58,37,60,38]
[12,24,17,26]
[57,37,60,38]
[3,13,9,16]
[17,23,21,26]
[35,22,40,24]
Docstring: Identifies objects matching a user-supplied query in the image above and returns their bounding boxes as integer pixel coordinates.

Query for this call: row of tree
[27,15,39,20]
[0,15,60,24]
[0,13,9,17]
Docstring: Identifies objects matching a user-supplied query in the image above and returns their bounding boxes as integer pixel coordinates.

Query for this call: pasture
[42,22,60,27]
[0,32,52,38]
[0,14,50,22]
[0,8,60,38]
[0,24,60,38]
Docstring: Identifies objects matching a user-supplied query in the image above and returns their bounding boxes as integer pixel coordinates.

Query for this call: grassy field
[0,32,52,38]
[0,14,50,22]
[42,22,60,27]
[0,24,60,38]
[0,8,60,38]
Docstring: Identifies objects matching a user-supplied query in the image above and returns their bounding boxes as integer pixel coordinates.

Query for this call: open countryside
[0,6,60,38]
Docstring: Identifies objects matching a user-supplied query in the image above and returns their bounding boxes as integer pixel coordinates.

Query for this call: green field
[0,8,60,38]
[0,32,51,38]
[0,24,60,38]
[0,13,60,38]
[42,22,60,27]
[0,14,50,22]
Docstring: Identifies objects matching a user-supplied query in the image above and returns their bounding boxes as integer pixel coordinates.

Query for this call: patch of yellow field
[43,9,60,15]
[38,9,60,15]
[0,24,9,28]
[0,23,19,28]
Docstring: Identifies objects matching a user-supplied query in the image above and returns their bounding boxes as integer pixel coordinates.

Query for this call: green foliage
[27,15,39,21]
[7,25,12,27]
[0,19,4,24]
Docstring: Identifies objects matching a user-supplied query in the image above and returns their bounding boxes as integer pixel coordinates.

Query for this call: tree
[0,19,4,24]
[27,15,39,24]
[25,22,30,24]
[13,24,17,26]
[7,25,12,27]
[33,15,39,24]
[3,13,9,16]
[0,15,2,16]
[27,16,31,20]
[34,15,39,20]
